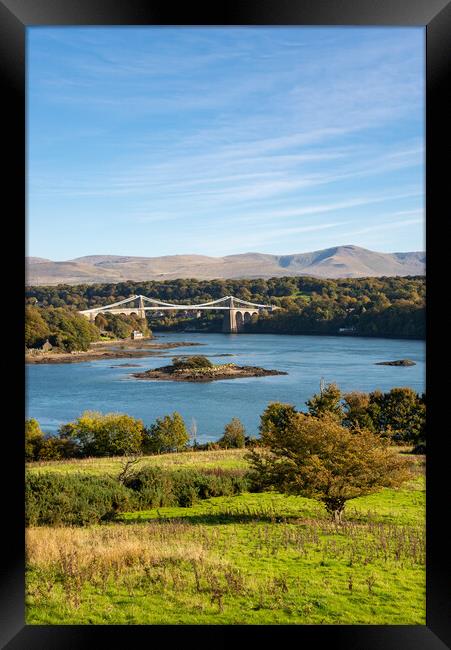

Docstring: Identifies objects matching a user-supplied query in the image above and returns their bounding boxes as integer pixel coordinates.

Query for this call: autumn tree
[26,417,78,461]
[260,402,298,436]
[94,313,108,330]
[25,306,51,348]
[25,418,44,460]
[218,418,246,448]
[59,411,145,457]
[247,404,412,523]
[37,436,79,461]
[306,382,344,421]
[144,412,189,454]
[342,391,377,432]
[42,307,100,351]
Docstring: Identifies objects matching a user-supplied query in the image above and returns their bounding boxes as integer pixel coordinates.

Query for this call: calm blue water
[26,332,425,441]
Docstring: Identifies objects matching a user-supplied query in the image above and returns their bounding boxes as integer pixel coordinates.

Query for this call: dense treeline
[25,411,251,462]
[94,311,151,339]
[25,305,100,351]
[25,275,425,339]
[25,305,150,351]
[306,383,425,451]
[25,383,425,464]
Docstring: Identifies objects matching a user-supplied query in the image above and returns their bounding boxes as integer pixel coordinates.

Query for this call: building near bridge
[338,327,356,334]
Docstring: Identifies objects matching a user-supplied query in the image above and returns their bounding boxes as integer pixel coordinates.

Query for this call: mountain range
[26,245,425,286]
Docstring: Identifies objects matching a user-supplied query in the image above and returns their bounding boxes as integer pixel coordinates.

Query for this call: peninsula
[25,338,203,364]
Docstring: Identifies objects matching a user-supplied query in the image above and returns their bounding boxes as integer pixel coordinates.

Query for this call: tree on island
[172,355,213,370]
[218,418,246,448]
[144,411,189,453]
[247,403,412,523]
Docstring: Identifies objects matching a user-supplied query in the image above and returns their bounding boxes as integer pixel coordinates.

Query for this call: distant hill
[25,245,425,286]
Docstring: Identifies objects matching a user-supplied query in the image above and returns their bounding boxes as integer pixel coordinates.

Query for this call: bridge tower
[137,295,146,320]
[222,296,240,333]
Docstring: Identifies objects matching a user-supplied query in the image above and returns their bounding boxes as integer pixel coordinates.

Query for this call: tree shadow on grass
[119,510,323,526]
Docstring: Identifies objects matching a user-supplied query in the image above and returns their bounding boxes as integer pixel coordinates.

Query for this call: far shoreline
[152,329,426,342]
[25,338,204,365]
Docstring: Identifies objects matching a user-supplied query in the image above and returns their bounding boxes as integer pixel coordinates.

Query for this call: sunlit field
[26,450,425,625]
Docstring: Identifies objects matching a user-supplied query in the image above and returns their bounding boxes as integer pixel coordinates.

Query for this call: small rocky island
[132,354,287,382]
[375,359,416,366]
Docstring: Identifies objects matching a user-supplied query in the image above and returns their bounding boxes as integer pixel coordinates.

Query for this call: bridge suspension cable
[79,294,277,315]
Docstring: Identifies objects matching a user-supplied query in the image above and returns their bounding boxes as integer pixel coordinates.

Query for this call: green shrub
[26,467,250,527]
[26,473,134,526]
[124,467,249,509]
[172,355,213,369]
[123,467,176,508]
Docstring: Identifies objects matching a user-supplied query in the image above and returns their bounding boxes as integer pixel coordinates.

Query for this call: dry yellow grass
[26,523,210,573]
[26,485,425,624]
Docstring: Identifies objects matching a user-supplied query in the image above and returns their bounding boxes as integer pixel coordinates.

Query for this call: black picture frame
[2,1,450,647]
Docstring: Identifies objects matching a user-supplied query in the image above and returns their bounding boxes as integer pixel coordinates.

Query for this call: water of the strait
[26,332,425,440]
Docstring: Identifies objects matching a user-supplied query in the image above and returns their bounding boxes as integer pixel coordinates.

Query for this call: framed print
[2,0,450,647]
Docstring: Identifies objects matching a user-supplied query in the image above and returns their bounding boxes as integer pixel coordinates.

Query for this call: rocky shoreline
[25,339,204,364]
[132,363,287,382]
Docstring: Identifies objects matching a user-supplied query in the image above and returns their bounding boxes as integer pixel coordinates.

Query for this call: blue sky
[27,27,425,260]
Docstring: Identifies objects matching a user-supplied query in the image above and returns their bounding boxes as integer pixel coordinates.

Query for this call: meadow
[26,449,425,625]
[27,448,248,475]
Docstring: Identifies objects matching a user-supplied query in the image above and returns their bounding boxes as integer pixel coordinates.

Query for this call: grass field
[27,448,249,475]
[25,449,425,625]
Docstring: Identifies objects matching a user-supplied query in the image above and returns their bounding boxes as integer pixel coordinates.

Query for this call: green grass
[118,477,424,526]
[26,446,422,478]
[26,469,425,625]
[27,448,249,476]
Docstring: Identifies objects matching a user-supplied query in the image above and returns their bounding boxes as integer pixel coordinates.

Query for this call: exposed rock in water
[110,363,141,368]
[375,359,416,366]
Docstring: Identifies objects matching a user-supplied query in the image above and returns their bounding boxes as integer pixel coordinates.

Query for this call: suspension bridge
[79,295,278,333]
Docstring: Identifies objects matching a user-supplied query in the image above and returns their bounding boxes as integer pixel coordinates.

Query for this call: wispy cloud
[338,213,424,239]
[28,26,424,258]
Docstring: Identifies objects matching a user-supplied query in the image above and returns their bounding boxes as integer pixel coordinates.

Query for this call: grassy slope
[26,449,249,475]
[26,450,425,625]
